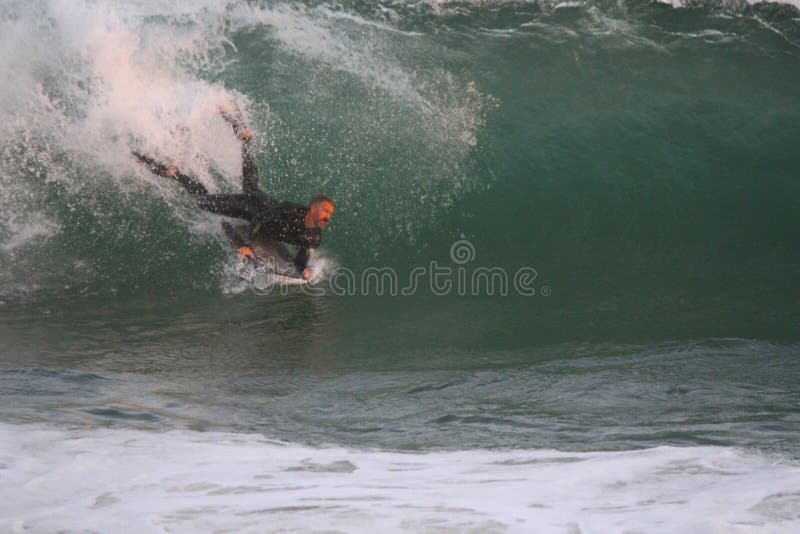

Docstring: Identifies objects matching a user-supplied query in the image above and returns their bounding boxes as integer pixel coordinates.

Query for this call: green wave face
[1,1,798,341]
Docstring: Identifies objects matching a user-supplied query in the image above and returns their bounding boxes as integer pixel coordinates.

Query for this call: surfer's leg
[197,193,263,220]
[219,103,280,204]
[132,151,209,198]
[133,151,267,220]
[240,139,266,197]
[220,104,262,195]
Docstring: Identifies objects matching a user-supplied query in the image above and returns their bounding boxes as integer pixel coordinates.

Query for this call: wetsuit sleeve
[221,222,248,248]
[294,246,313,272]
[294,232,321,272]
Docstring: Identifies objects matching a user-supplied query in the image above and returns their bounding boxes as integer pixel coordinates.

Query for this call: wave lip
[2,424,799,533]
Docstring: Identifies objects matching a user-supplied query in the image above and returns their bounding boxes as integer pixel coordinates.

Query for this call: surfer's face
[310,200,335,229]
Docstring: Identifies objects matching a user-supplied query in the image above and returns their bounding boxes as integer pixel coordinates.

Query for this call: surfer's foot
[219,103,241,123]
[219,102,250,140]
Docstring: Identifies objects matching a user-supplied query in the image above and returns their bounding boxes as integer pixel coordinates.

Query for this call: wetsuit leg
[219,104,279,204]
[197,194,264,220]
[241,140,261,196]
[132,151,208,198]
[133,150,265,220]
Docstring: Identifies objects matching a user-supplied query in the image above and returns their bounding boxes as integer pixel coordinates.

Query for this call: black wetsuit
[134,114,319,272]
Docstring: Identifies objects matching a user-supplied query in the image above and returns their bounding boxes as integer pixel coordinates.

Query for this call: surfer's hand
[238,246,255,259]
[302,268,313,281]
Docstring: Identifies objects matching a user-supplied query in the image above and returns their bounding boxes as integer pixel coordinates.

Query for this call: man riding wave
[133,104,334,281]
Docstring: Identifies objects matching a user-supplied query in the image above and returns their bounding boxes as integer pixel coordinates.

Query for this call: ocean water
[1,0,799,532]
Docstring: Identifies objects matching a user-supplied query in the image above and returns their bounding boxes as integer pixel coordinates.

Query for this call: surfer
[132,104,334,281]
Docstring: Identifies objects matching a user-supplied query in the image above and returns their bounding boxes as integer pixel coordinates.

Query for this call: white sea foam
[0,212,61,253]
[401,0,800,11]
[1,423,798,533]
[0,0,489,190]
[0,0,493,296]
[656,0,800,9]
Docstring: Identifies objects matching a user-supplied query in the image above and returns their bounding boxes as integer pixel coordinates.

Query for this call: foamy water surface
[2,424,800,533]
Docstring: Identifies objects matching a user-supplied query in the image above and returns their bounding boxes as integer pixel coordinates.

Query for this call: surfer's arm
[294,245,313,273]
[221,222,255,259]
[220,103,259,195]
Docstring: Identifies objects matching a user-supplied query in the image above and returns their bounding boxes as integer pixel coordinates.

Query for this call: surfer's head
[308,194,335,229]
